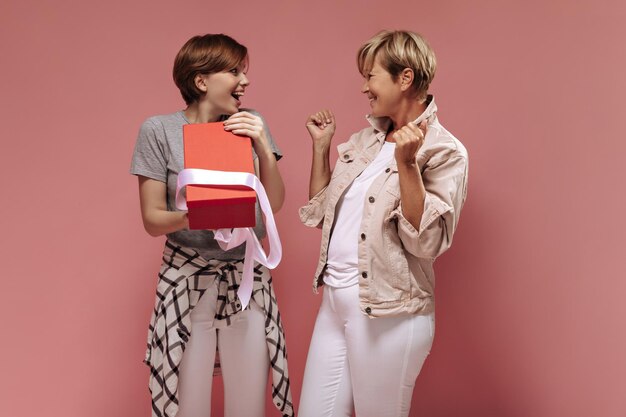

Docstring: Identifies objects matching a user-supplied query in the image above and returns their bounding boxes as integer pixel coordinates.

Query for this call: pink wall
[1,0,625,416]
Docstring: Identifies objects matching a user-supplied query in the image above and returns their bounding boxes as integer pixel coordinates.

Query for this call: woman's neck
[389,97,427,131]
[184,101,221,124]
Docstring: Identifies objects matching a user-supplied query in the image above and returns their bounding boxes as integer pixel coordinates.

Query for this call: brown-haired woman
[130,34,293,417]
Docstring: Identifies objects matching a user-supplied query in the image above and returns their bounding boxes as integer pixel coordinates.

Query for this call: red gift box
[183,122,256,230]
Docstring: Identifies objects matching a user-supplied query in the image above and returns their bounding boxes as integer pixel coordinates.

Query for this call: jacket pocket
[384,178,401,219]
[332,143,356,178]
[337,142,356,161]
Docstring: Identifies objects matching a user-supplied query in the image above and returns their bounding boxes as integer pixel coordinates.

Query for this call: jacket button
[385,168,391,173]
[361,271,368,278]
[361,233,366,240]
[368,196,375,203]
[365,307,372,314]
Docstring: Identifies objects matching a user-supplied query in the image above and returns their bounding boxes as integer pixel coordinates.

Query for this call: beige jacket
[299,96,468,317]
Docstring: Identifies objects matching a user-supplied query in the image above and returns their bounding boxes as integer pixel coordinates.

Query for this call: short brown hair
[173,34,248,105]
[357,30,436,99]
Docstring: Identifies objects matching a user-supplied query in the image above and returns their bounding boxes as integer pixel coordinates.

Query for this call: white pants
[298,285,435,417]
[176,280,270,417]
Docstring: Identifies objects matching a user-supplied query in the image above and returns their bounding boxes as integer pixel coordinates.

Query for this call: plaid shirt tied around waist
[144,240,293,417]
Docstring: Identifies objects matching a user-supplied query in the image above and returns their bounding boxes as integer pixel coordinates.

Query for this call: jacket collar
[363,95,438,170]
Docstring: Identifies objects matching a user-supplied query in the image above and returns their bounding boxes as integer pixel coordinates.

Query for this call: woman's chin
[369,104,386,118]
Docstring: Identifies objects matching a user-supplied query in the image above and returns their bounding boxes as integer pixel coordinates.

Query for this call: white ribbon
[175,169,282,309]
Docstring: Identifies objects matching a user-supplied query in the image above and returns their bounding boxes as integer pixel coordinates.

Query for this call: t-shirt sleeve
[130,118,168,182]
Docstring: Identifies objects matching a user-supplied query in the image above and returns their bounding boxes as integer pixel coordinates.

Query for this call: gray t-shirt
[130,109,282,260]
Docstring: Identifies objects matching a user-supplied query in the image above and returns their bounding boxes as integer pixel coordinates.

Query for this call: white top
[324,141,396,288]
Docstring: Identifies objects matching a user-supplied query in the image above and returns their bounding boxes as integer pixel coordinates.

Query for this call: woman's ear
[399,68,414,92]
[194,74,208,93]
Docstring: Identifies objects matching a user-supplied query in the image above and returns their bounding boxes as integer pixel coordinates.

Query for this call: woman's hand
[393,121,427,166]
[224,111,273,159]
[306,109,336,152]
[223,111,285,212]
[306,109,335,199]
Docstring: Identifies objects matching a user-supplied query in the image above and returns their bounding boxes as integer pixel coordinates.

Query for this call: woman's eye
[230,68,239,75]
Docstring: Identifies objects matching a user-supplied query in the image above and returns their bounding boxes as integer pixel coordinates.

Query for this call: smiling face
[198,61,249,115]
[173,34,249,107]
[361,55,403,118]
[356,31,438,115]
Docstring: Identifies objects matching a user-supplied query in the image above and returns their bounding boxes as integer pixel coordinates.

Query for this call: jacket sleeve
[389,154,468,260]
[298,186,329,229]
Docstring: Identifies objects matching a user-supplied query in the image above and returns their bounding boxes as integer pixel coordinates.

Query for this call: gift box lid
[183,122,256,208]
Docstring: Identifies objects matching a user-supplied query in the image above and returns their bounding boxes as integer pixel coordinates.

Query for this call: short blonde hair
[357,30,436,99]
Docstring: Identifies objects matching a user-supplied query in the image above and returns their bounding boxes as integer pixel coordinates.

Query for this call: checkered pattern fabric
[144,240,294,417]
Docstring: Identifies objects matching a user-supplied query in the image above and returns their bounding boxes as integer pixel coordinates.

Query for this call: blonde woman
[298,30,469,417]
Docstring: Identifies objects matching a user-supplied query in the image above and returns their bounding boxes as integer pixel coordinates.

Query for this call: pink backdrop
[1,0,625,416]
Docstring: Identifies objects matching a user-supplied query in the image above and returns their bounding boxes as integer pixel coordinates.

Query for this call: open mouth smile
[231,91,244,102]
